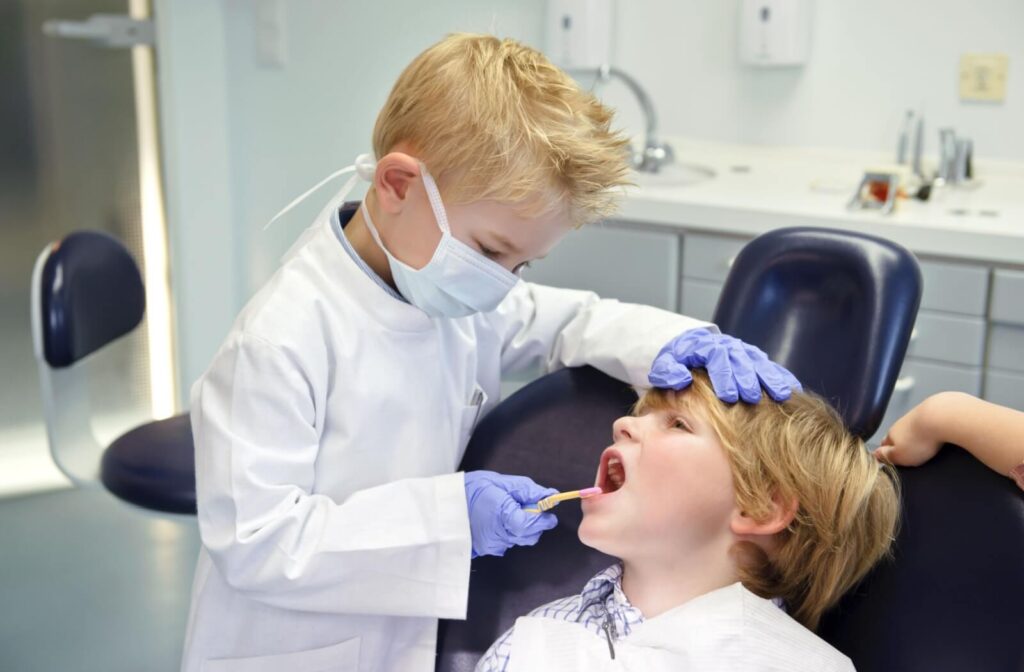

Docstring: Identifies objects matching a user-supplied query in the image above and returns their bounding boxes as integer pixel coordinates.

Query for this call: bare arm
[876,391,1024,479]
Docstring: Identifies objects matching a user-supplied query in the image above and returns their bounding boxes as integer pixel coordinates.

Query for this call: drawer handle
[726,255,736,269]
[909,328,919,343]
[893,376,915,392]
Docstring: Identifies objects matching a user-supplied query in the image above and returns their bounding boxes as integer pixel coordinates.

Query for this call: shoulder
[738,589,855,671]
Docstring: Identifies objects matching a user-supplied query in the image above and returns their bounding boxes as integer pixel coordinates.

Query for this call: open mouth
[597,448,627,494]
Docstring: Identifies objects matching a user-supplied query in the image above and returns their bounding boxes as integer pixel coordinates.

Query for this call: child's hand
[464,471,558,559]
[874,395,947,467]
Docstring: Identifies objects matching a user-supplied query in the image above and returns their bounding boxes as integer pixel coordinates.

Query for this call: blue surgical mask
[360,162,520,318]
[266,154,520,318]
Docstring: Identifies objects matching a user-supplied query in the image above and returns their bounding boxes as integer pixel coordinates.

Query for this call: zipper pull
[602,613,618,660]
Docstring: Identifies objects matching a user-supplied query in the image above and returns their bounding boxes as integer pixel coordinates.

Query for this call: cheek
[633,449,737,533]
[387,201,442,269]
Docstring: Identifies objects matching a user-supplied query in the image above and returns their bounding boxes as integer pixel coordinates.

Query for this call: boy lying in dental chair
[476,369,900,671]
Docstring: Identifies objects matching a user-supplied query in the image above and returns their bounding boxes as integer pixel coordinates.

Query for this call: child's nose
[612,416,638,443]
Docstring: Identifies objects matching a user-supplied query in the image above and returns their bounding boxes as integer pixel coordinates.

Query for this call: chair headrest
[38,231,145,368]
[713,227,922,438]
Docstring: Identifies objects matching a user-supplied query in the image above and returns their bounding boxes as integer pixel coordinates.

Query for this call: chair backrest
[32,230,145,368]
[30,230,147,485]
[817,445,1024,671]
[712,227,921,438]
[437,366,635,672]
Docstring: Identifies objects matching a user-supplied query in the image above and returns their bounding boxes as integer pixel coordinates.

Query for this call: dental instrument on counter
[896,109,914,166]
[523,487,603,513]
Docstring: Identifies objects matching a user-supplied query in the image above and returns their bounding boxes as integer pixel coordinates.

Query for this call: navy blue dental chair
[438,227,1024,671]
[31,230,196,514]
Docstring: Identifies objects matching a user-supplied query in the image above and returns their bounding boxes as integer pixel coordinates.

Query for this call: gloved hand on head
[649,327,802,403]
[464,471,558,559]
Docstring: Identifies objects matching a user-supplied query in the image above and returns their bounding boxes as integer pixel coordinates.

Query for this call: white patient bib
[507,583,855,672]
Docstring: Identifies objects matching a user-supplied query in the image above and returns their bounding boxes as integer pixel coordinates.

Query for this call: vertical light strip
[130,0,177,419]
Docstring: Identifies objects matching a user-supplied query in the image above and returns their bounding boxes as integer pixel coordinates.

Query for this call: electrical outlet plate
[959,53,1008,103]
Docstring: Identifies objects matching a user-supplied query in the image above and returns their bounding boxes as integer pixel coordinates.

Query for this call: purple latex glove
[649,327,802,403]
[464,471,559,559]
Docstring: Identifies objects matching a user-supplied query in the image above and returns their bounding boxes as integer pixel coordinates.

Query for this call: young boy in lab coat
[181,34,800,672]
[477,365,900,671]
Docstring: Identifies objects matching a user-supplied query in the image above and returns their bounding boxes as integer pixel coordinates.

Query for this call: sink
[632,162,716,188]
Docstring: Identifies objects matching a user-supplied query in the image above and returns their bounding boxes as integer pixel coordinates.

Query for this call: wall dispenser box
[739,0,812,67]
[545,0,612,70]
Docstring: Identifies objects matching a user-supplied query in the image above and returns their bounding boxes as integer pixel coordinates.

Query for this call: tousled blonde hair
[372,33,631,226]
[637,372,900,631]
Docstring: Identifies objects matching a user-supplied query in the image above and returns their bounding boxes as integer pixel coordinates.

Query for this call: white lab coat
[180,207,710,672]
[508,583,855,672]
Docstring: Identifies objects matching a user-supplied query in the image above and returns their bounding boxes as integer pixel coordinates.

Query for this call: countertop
[617,139,1024,267]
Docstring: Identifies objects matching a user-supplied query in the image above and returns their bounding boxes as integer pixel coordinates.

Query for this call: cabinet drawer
[682,233,749,283]
[990,269,1024,326]
[902,358,982,409]
[680,278,723,322]
[525,224,679,310]
[905,311,986,367]
[988,324,1024,373]
[984,369,1024,411]
[919,260,989,316]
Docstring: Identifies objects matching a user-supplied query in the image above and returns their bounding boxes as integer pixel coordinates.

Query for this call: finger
[705,345,739,403]
[782,368,803,393]
[504,506,555,537]
[729,347,762,404]
[514,511,558,538]
[748,352,788,401]
[648,352,693,390]
[498,476,558,504]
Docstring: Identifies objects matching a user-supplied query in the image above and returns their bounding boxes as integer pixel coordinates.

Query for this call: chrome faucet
[597,65,674,173]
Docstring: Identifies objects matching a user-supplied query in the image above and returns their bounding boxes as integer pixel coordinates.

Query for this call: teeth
[606,457,625,491]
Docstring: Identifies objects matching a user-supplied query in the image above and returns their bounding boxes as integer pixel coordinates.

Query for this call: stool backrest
[30,231,147,485]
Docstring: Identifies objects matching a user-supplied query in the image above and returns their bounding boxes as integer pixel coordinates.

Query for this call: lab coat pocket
[458,384,489,448]
[202,636,361,672]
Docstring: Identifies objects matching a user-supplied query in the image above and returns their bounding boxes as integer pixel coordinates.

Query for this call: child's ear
[730,492,798,537]
[373,152,421,214]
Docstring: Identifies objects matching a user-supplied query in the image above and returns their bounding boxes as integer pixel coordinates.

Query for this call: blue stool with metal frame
[31,230,196,514]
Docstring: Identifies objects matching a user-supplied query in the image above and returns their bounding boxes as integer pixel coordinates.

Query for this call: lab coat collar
[319,205,438,333]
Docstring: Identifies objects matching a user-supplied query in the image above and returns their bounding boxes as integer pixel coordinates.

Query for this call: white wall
[600,0,1024,160]
[220,0,547,295]
[157,0,545,395]
[158,0,1022,398]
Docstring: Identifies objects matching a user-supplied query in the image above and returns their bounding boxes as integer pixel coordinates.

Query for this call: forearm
[925,392,1024,477]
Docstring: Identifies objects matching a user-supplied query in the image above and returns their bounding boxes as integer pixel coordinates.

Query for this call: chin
[577,515,615,555]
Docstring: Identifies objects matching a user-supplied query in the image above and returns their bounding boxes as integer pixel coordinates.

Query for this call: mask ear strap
[418,162,452,235]
[265,153,377,231]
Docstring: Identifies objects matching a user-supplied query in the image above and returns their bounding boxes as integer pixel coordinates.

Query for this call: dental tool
[522,487,603,513]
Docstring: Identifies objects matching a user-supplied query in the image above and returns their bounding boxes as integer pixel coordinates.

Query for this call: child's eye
[671,417,692,432]
[478,244,500,259]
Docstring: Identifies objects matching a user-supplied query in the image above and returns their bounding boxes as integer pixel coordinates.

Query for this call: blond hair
[372,33,631,226]
[637,372,900,631]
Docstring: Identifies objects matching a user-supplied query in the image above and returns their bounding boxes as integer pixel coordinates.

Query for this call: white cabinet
[678,232,750,320]
[522,222,680,311]
[984,270,1024,410]
[506,222,681,395]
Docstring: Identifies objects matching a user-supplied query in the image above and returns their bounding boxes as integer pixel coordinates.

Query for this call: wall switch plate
[959,53,1008,103]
